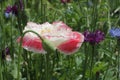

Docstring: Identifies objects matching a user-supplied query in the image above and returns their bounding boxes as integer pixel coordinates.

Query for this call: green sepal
[42,39,55,54]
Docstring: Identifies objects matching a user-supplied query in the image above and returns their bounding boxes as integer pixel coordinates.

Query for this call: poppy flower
[17,21,84,55]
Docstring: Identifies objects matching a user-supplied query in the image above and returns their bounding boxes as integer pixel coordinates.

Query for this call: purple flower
[2,47,10,60]
[109,27,120,38]
[4,5,18,18]
[4,0,23,18]
[4,6,12,18]
[5,6,12,13]
[83,30,90,42]
[83,30,105,45]
[11,5,18,15]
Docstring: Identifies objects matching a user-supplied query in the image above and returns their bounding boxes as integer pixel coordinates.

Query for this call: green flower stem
[90,45,95,80]
[91,1,98,30]
[45,53,49,80]
[40,55,44,80]
[64,3,68,23]
[117,39,120,80]
[0,2,3,80]
[40,0,43,23]
[16,2,23,35]
[52,49,59,75]
[107,0,111,31]
[18,40,22,80]
[27,52,31,80]
[56,50,59,68]
[23,50,30,80]
[82,43,88,80]
[43,4,47,22]
[35,56,38,80]
[10,12,14,60]
[68,56,72,79]
[34,55,41,80]
[17,5,23,80]
[45,52,52,80]
[45,51,54,80]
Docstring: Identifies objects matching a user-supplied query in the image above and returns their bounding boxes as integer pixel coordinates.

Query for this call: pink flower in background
[61,0,70,3]
[17,21,84,55]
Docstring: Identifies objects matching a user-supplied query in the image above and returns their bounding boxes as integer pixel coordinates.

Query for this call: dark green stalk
[17,13,22,35]
[35,55,41,80]
[91,0,98,31]
[43,4,47,22]
[3,61,7,80]
[40,55,44,80]
[33,54,39,80]
[10,11,14,60]
[17,1,23,79]
[23,50,30,80]
[26,63,30,80]
[45,54,49,80]
[68,56,72,80]
[35,58,38,80]
[107,0,111,31]
[44,49,52,80]
[117,39,120,80]
[18,39,22,80]
[56,50,59,68]
[0,1,3,80]
[90,45,95,80]
[52,49,59,75]
[82,43,88,80]
[64,3,68,23]
[27,52,31,80]
[40,0,43,23]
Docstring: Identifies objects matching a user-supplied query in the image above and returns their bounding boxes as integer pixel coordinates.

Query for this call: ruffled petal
[57,32,84,55]
[17,35,46,54]
[52,21,72,31]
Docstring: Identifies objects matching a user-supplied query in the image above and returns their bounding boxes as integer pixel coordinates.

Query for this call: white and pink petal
[52,21,72,31]
[17,21,84,55]
[17,35,46,54]
[57,32,84,55]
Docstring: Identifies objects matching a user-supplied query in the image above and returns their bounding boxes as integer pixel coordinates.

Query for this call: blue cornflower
[109,28,120,38]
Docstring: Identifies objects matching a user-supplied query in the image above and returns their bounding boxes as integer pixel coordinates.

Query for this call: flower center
[40,28,52,34]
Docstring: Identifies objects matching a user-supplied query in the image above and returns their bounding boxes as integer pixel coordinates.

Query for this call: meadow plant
[0,0,120,80]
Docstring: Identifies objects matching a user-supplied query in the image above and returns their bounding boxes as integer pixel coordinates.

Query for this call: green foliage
[0,0,120,80]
